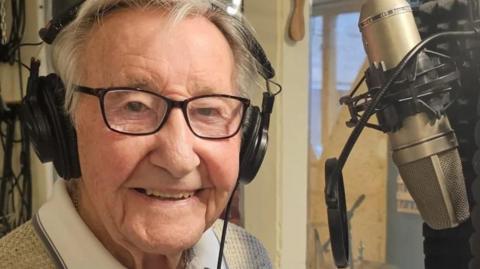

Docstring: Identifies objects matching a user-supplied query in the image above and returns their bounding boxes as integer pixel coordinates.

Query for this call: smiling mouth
[133,188,196,201]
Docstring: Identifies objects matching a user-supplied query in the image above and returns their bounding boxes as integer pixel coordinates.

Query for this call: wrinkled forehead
[80,6,233,66]
[81,2,223,44]
[79,7,236,94]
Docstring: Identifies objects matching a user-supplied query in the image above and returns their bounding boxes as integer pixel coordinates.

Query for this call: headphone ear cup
[239,106,268,184]
[22,73,56,162]
[22,73,80,179]
[45,74,81,179]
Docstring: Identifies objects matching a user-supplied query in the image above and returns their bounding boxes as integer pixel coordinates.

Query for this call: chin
[121,216,207,255]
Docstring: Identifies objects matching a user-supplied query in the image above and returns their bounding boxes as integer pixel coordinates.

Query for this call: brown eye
[125,101,148,112]
[193,107,220,117]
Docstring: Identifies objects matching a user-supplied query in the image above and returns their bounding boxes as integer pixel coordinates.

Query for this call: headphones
[22,1,281,184]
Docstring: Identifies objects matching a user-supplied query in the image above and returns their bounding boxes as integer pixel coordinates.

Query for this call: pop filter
[324,158,349,268]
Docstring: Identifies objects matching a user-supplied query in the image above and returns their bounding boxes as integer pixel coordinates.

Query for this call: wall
[0,0,52,213]
[244,0,310,268]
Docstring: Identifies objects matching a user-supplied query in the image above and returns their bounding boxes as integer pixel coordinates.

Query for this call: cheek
[77,133,148,192]
[198,136,241,227]
[75,101,146,194]
[199,136,241,191]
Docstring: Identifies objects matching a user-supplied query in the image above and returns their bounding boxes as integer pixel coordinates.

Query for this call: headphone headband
[39,0,84,44]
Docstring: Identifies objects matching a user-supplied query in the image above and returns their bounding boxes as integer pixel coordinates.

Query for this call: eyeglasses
[75,86,251,139]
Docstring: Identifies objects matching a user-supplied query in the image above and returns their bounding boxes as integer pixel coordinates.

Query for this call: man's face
[75,8,240,255]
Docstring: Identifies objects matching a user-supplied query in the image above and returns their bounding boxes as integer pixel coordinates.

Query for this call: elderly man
[0,0,276,268]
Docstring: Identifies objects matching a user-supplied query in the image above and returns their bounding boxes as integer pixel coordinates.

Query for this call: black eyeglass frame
[75,86,251,139]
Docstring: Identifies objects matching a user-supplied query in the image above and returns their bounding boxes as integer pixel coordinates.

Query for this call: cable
[349,74,366,98]
[7,41,43,59]
[13,59,29,71]
[0,0,26,63]
[0,104,31,236]
[17,48,23,96]
[216,180,240,269]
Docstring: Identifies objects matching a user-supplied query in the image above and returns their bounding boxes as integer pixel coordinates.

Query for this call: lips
[133,188,197,201]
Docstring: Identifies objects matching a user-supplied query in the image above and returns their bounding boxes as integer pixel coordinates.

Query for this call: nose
[148,108,200,178]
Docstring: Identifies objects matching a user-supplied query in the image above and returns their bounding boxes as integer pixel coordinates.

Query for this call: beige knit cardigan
[0,219,271,269]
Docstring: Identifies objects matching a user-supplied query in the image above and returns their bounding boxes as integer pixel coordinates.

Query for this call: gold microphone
[359,0,469,229]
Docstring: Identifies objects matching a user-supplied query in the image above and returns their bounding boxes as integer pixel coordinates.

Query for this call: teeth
[144,189,194,199]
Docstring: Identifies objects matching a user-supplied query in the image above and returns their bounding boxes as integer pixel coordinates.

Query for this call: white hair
[51,0,263,120]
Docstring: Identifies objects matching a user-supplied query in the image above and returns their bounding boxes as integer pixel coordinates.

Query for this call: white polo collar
[33,179,227,269]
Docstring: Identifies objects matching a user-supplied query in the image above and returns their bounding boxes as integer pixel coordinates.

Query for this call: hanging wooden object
[289,0,306,41]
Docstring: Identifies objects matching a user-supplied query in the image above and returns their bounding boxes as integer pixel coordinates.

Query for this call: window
[308,12,365,158]
[309,16,323,158]
[335,13,364,93]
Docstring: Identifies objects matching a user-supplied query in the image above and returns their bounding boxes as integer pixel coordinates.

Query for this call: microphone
[358,0,469,229]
